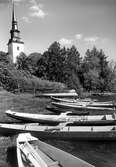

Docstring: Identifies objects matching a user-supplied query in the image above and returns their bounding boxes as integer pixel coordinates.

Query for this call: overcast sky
[0,0,116,61]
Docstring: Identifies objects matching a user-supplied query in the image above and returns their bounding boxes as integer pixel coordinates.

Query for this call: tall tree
[83,47,111,92]
[37,41,66,82]
[65,45,83,96]
[16,52,28,70]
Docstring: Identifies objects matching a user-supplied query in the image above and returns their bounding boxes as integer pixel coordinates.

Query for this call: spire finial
[11,0,18,30]
[12,0,16,23]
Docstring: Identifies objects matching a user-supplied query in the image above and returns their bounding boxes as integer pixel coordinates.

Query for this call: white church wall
[8,42,24,63]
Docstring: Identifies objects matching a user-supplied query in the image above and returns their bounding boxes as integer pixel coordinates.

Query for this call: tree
[64,45,83,95]
[16,52,28,70]
[0,51,11,64]
[82,47,112,92]
[27,52,41,75]
[36,41,66,82]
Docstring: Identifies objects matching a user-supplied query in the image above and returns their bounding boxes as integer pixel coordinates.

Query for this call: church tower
[8,1,24,63]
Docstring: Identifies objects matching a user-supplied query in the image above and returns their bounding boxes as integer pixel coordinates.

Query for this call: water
[45,93,116,167]
[45,140,116,167]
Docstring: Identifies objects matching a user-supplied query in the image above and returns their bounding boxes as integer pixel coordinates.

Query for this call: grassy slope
[0,90,51,123]
[0,89,51,167]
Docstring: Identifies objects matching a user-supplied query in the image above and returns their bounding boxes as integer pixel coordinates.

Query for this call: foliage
[36,42,66,82]
[36,44,116,92]
[0,52,65,93]
[36,42,83,94]
[82,47,114,92]
[0,43,116,93]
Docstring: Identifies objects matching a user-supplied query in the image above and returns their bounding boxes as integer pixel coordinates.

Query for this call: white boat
[52,102,115,111]
[17,133,94,167]
[6,110,116,126]
[51,97,115,108]
[51,97,97,103]
[1,123,116,140]
[36,92,78,98]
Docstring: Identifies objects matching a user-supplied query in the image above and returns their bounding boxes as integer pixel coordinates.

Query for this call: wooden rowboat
[17,133,94,167]
[36,92,78,98]
[46,105,89,115]
[51,97,115,108]
[52,102,115,112]
[51,98,116,108]
[51,97,97,103]
[1,123,116,141]
[6,110,116,126]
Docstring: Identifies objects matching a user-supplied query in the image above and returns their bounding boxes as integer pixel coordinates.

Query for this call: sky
[0,0,116,61]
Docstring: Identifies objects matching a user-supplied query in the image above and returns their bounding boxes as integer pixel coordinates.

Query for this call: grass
[0,89,51,123]
[0,89,51,167]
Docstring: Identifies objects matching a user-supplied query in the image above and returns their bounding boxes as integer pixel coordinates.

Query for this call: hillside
[0,60,66,94]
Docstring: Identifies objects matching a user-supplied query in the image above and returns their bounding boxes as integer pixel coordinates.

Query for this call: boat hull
[1,124,116,141]
[36,92,78,98]
[17,133,94,167]
[46,106,90,115]
[52,102,115,112]
[6,111,116,126]
[51,97,115,108]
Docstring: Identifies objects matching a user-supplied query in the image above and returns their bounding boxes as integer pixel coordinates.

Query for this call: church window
[17,46,19,50]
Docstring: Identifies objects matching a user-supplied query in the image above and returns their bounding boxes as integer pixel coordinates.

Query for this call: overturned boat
[17,133,94,167]
[36,92,78,98]
[6,110,116,126]
[1,123,116,141]
[52,102,115,112]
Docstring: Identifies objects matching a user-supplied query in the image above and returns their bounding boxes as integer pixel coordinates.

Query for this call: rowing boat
[6,110,116,126]
[36,92,78,98]
[51,98,115,108]
[52,102,115,112]
[17,133,94,167]
[46,105,89,115]
[51,97,97,102]
[1,123,116,141]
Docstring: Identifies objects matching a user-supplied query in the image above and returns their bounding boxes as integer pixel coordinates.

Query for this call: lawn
[0,89,50,167]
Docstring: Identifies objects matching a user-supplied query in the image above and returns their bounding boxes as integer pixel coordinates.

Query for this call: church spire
[8,0,22,43]
[8,0,24,63]
[12,0,18,31]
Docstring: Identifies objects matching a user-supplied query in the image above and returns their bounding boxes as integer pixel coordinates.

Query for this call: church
[8,1,24,63]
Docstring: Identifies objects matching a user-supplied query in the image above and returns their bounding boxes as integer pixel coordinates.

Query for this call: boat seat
[112,113,116,119]
[101,115,106,120]
[48,161,60,167]
[112,127,116,131]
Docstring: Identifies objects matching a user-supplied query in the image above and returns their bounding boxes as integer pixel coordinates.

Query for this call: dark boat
[46,105,89,115]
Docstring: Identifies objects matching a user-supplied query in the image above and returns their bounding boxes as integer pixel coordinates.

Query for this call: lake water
[46,93,116,167]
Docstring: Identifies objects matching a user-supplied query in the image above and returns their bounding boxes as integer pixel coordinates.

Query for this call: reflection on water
[45,140,116,167]
[7,146,18,167]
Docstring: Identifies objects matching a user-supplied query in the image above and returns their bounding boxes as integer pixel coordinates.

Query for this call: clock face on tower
[8,0,24,63]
